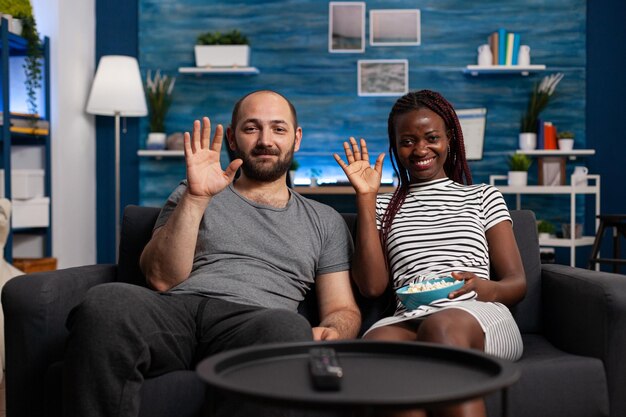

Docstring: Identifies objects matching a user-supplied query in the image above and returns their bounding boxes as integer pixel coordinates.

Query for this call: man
[63,90,361,417]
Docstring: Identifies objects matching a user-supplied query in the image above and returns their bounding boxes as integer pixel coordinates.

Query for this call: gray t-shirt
[153,182,353,311]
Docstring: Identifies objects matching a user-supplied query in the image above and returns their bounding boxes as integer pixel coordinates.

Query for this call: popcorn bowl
[396,277,464,310]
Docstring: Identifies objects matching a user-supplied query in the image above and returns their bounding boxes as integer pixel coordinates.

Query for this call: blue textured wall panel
[138,0,586,226]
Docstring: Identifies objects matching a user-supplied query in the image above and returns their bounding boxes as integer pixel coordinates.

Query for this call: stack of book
[537,120,558,150]
[0,112,50,135]
[488,28,522,66]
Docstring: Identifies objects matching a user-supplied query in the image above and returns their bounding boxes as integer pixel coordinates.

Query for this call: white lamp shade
[86,55,148,117]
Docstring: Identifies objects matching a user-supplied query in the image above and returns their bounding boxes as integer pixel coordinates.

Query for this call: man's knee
[67,283,150,333]
[246,309,313,344]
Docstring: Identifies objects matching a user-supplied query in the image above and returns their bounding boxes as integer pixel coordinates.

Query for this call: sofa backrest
[116,206,542,335]
[508,210,542,333]
[117,205,161,286]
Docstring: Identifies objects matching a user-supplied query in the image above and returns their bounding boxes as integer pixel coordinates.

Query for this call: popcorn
[405,279,456,294]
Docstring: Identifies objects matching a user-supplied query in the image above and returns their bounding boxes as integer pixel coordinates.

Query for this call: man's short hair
[230,90,299,130]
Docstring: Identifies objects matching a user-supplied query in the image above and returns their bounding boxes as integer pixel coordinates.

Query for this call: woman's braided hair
[380,90,473,249]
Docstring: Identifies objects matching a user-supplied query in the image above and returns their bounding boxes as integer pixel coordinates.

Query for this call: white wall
[32,0,96,267]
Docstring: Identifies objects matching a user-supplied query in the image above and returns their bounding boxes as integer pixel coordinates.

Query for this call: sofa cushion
[485,334,609,417]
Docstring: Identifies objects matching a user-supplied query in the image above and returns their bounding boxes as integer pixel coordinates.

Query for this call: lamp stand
[114,111,121,259]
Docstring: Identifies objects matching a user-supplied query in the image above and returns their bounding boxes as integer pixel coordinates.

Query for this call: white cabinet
[489,173,600,267]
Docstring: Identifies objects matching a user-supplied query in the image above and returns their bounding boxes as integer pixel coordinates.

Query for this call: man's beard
[234,142,295,182]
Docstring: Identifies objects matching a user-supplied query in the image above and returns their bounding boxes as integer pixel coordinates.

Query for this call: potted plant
[507,153,532,186]
[537,220,556,240]
[145,69,176,150]
[289,159,300,186]
[194,29,250,68]
[519,73,564,150]
[557,131,575,151]
[2,1,43,117]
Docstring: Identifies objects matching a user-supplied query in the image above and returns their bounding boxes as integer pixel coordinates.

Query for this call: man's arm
[140,117,242,292]
[140,191,210,291]
[312,271,361,340]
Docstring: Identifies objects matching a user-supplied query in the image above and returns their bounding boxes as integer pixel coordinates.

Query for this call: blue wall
[138,0,586,204]
[96,0,626,268]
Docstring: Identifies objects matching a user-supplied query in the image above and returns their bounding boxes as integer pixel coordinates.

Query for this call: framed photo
[370,9,421,46]
[358,59,409,97]
[329,2,365,53]
[455,108,487,160]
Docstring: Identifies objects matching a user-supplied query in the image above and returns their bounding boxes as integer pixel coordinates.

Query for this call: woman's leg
[418,309,486,417]
[364,310,487,417]
[364,323,426,417]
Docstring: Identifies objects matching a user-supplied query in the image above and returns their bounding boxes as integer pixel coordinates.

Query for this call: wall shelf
[178,67,260,75]
[516,149,595,160]
[463,65,546,76]
[137,149,184,158]
[490,174,601,268]
[1,20,52,261]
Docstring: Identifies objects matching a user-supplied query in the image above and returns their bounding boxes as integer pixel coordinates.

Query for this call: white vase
[507,171,528,186]
[194,45,250,68]
[558,138,574,151]
[518,133,537,151]
[147,132,167,150]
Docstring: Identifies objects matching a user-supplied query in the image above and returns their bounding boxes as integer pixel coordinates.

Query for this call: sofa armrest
[2,264,117,417]
[542,263,626,417]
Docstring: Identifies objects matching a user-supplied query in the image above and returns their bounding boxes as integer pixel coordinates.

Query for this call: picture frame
[370,9,421,46]
[455,108,487,160]
[329,2,365,53]
[357,59,409,97]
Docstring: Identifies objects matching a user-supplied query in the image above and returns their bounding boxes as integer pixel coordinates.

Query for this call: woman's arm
[449,220,527,306]
[334,138,389,298]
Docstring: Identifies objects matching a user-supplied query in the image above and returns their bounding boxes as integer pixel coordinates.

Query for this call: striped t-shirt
[376,178,511,292]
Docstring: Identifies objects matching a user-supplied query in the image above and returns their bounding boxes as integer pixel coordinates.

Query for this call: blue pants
[62,283,313,417]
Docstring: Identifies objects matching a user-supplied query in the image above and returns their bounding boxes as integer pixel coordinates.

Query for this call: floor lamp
[86,56,147,256]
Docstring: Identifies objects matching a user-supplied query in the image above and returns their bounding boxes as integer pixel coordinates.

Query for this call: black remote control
[308,347,343,391]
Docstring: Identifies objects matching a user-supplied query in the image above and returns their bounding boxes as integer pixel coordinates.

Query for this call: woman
[334,90,526,417]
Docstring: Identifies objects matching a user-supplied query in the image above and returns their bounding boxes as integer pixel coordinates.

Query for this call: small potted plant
[289,159,300,186]
[507,153,532,186]
[145,69,176,149]
[537,220,556,240]
[519,73,564,150]
[557,131,575,151]
[194,29,250,68]
[1,1,43,118]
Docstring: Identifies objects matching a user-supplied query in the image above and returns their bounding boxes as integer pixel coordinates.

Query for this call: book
[512,33,521,65]
[505,32,515,66]
[498,28,507,65]
[535,119,542,149]
[489,31,499,65]
[543,122,557,150]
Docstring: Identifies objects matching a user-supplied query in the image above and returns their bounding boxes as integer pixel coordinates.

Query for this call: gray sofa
[3,206,626,417]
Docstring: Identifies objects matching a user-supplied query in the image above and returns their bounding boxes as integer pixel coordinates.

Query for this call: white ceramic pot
[518,133,537,151]
[147,132,167,150]
[194,45,250,68]
[558,138,574,151]
[11,18,23,36]
[507,171,528,186]
[571,166,589,187]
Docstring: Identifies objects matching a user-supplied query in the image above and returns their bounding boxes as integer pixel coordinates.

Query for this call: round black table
[197,340,520,416]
